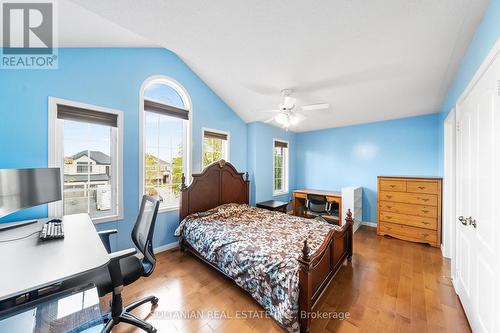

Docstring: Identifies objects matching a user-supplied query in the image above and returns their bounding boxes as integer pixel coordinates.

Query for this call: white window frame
[201,127,230,170]
[139,75,192,213]
[48,97,124,224]
[273,139,289,196]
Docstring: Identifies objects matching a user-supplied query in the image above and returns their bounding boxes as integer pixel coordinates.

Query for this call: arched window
[140,76,191,211]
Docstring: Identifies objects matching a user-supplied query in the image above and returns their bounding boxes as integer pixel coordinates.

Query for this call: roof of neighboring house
[145,153,170,166]
[70,151,111,165]
[64,174,110,182]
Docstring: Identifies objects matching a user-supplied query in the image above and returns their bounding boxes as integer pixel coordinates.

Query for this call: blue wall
[295,114,440,223]
[247,122,296,205]
[0,48,247,250]
[1,0,497,250]
[438,0,500,175]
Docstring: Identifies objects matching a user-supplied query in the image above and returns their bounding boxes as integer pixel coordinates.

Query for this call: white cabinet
[342,187,362,231]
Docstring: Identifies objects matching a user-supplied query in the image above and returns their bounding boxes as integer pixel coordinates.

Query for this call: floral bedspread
[174,203,342,332]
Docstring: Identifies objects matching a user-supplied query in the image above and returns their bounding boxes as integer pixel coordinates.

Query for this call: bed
[176,160,353,333]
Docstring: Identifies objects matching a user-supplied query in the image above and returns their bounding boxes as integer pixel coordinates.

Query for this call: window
[273,139,289,195]
[48,98,123,223]
[77,162,92,173]
[202,129,229,169]
[141,77,191,211]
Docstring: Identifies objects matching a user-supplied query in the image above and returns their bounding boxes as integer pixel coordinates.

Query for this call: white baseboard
[136,241,179,259]
[451,275,458,294]
[353,220,361,232]
[361,221,377,228]
[154,241,179,254]
[352,220,377,232]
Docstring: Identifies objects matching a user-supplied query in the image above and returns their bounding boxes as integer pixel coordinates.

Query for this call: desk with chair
[0,195,161,333]
[292,189,342,224]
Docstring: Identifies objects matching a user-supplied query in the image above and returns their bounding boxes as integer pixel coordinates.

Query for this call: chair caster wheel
[151,297,159,305]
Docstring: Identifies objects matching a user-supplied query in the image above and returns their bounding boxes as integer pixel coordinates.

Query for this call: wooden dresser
[377,176,442,247]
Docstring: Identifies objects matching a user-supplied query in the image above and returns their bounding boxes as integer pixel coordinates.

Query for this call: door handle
[458,216,467,225]
[468,217,477,228]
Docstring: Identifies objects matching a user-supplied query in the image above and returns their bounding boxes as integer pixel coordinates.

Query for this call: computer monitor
[0,168,62,219]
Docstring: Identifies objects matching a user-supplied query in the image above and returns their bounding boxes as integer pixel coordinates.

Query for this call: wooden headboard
[179,160,250,221]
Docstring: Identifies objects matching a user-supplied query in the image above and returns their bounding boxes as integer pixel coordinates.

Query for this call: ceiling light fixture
[275,112,298,131]
[264,88,328,131]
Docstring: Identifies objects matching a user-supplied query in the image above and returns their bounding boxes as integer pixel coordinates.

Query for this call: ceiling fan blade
[264,117,275,123]
[293,112,307,121]
[263,109,281,113]
[301,103,330,111]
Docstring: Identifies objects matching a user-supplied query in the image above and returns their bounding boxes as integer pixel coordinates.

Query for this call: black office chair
[304,194,338,224]
[63,195,160,333]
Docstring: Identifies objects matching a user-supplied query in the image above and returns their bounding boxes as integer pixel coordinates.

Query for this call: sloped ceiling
[64,0,489,131]
[58,0,156,47]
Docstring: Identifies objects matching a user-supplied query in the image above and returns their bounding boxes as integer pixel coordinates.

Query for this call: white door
[455,46,500,333]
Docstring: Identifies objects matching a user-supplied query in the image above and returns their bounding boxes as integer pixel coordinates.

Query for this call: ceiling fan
[264,89,329,130]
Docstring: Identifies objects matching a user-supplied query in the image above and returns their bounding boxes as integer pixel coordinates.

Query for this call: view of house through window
[203,129,228,168]
[273,140,289,194]
[63,120,116,218]
[143,81,189,209]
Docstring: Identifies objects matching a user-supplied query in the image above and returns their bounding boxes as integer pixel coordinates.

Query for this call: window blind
[274,140,288,148]
[204,130,228,140]
[144,99,189,120]
[57,104,118,127]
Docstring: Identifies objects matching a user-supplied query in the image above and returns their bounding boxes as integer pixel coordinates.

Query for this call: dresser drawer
[379,211,437,230]
[379,191,437,206]
[379,201,437,218]
[379,179,406,192]
[407,181,439,194]
[378,222,437,244]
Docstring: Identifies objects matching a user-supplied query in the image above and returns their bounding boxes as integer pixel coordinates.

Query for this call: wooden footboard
[298,210,354,332]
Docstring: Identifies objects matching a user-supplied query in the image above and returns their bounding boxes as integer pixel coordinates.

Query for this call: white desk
[0,214,110,301]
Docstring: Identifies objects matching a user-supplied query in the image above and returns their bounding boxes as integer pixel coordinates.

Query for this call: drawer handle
[421,198,429,202]
[385,226,392,230]
[422,210,429,213]
[386,205,393,209]
[389,185,396,188]
[418,186,425,190]
[422,233,429,238]
[386,216,392,219]
[386,195,393,199]
[422,222,430,225]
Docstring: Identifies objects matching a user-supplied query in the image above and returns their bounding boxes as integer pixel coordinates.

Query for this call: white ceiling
[58,0,156,47]
[64,0,489,132]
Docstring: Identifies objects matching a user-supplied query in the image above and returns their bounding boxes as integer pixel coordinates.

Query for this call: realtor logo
[1,0,58,69]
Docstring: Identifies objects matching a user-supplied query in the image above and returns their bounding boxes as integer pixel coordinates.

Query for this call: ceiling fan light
[275,113,287,125]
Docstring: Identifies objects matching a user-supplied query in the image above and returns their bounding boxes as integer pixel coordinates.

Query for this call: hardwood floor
[103,226,470,333]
